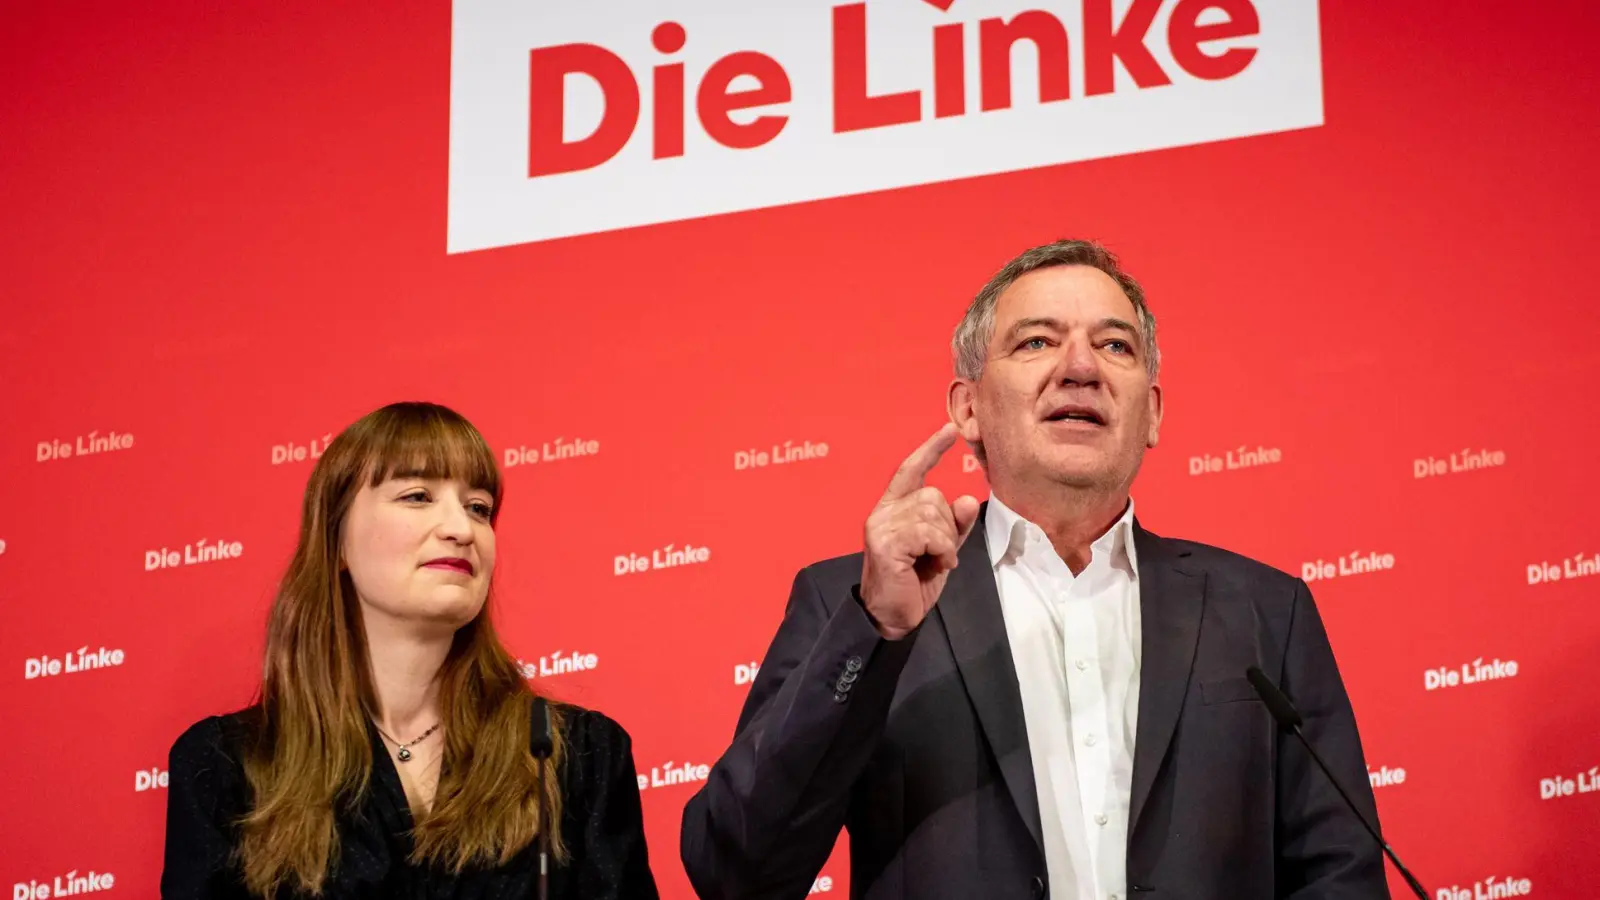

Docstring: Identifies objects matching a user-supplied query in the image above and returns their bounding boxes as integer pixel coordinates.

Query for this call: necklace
[374,721,441,763]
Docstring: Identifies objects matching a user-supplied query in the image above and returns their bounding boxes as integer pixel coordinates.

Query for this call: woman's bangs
[363,410,500,501]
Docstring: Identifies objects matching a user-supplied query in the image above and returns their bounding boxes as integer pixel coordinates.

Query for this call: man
[680,240,1388,899]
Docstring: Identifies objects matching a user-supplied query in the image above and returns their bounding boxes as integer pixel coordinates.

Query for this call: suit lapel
[935,506,1045,856]
[1128,522,1205,839]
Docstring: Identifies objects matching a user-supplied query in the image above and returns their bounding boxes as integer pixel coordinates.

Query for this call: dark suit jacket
[680,509,1389,900]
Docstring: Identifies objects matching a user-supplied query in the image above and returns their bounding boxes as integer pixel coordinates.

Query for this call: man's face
[950,264,1162,494]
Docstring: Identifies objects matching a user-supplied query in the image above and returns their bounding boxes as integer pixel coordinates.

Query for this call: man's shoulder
[1148,531,1303,600]
[788,551,866,611]
[796,551,866,586]
[788,534,1310,608]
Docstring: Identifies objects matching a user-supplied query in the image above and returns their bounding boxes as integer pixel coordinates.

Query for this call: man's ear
[1146,382,1163,449]
[949,378,981,446]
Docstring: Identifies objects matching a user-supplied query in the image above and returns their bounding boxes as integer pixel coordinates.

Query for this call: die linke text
[527,0,1262,175]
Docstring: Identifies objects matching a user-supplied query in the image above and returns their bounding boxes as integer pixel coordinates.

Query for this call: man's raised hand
[859,424,981,640]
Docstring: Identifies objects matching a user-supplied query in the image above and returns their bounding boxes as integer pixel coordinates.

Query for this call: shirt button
[1095,813,1108,826]
[1075,659,1088,671]
[1084,733,1098,746]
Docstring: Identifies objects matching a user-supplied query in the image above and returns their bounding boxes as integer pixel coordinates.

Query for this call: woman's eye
[400,491,429,503]
[469,502,493,518]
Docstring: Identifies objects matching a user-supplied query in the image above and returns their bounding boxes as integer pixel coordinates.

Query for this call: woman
[162,402,659,899]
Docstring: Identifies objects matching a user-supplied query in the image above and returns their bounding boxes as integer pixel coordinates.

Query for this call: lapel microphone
[1244,666,1428,900]
[531,696,554,900]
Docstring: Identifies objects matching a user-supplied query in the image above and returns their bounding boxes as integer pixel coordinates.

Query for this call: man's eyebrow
[1097,317,1141,341]
[1000,317,1141,344]
[1000,317,1063,342]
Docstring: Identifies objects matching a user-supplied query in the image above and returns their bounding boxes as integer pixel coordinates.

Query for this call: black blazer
[680,510,1388,900]
[162,702,659,899]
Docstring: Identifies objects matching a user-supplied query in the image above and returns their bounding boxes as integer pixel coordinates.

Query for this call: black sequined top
[160,704,660,899]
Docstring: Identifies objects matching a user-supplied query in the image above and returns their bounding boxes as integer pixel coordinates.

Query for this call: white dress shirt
[986,494,1142,900]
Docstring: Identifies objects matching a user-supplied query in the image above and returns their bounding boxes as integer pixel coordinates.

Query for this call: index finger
[881,423,960,502]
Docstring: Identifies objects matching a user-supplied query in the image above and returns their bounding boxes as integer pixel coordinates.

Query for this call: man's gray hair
[951,239,1160,382]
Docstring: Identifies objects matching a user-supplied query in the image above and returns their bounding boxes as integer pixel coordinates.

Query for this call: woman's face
[341,475,497,630]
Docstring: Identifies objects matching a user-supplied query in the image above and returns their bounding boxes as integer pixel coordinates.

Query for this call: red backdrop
[4,1,1599,898]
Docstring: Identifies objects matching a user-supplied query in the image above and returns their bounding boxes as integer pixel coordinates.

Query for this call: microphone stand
[531,696,554,900]
[1246,666,1428,900]
[1282,718,1428,899]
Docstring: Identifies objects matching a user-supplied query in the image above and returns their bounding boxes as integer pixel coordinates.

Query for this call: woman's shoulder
[553,701,631,746]
[549,700,638,779]
[169,707,260,775]
[166,708,260,829]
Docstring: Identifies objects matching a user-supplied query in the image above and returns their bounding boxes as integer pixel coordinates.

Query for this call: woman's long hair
[237,401,566,897]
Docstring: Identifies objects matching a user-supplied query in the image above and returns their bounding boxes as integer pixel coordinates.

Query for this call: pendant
[397,747,412,763]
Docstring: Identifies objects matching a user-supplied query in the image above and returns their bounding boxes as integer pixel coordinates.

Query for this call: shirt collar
[984,492,1139,576]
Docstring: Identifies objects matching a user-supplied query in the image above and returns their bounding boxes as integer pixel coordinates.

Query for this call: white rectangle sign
[448,0,1322,253]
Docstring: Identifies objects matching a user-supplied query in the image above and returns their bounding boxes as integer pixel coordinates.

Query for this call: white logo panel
[448,0,1323,252]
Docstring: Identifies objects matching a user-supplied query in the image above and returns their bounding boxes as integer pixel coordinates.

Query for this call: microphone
[1245,666,1428,900]
[532,695,554,900]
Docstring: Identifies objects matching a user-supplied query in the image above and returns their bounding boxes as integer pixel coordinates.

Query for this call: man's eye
[1105,340,1131,354]
[1021,337,1049,351]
